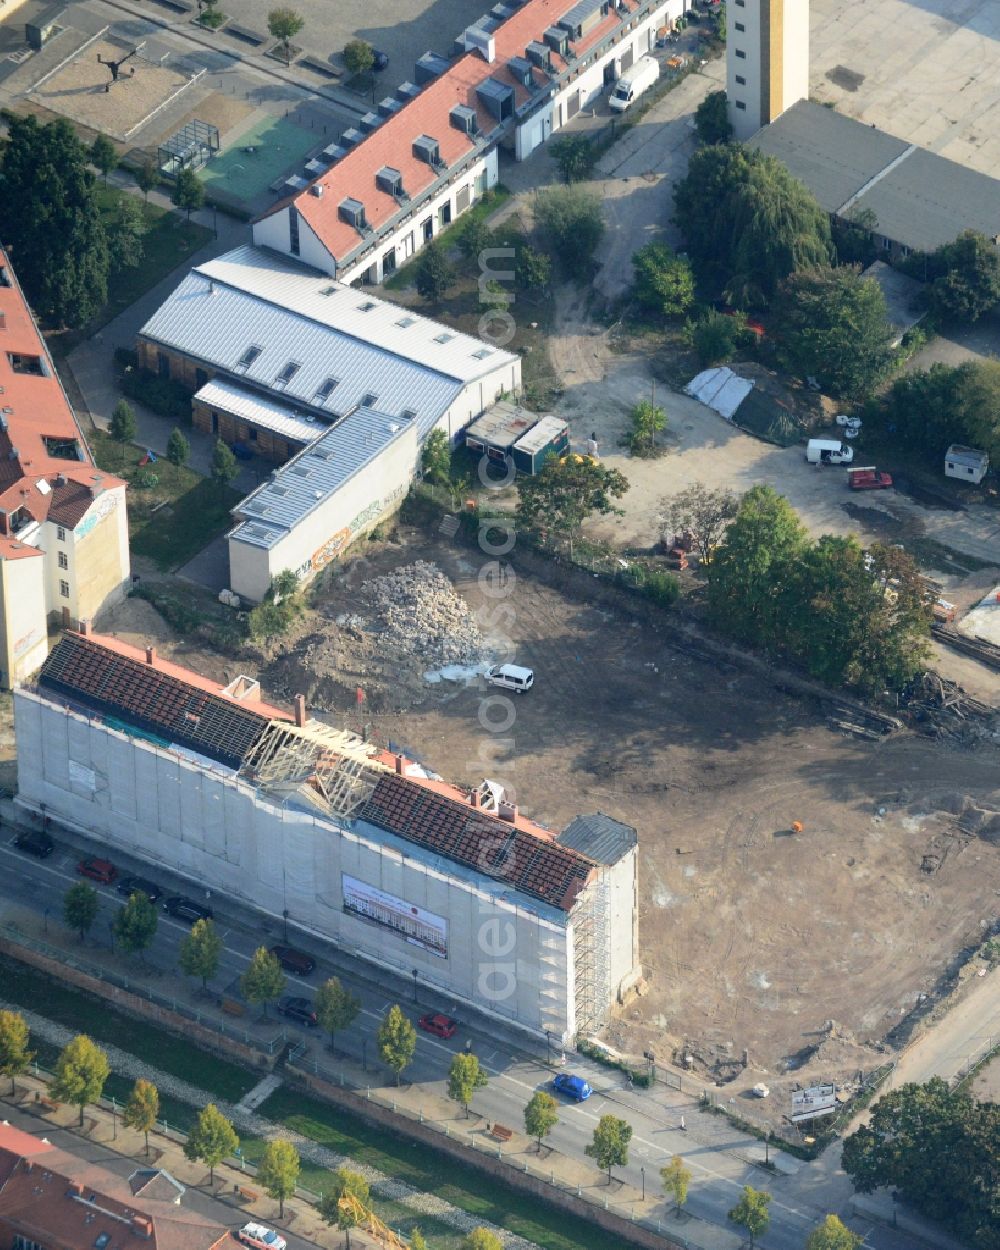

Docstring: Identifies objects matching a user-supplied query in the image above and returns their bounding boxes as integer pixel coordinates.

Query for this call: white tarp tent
[685,367,754,420]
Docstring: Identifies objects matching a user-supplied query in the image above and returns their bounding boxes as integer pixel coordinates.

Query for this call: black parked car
[372,48,389,71]
[116,875,162,904]
[13,830,54,858]
[163,895,214,923]
[277,996,318,1027]
[270,945,316,976]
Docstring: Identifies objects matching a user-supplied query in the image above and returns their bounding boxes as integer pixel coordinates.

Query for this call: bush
[643,568,680,607]
[120,367,191,423]
[686,309,744,365]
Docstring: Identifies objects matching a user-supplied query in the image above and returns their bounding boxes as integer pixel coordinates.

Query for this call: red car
[418,1012,459,1039]
[77,856,117,884]
[848,467,893,491]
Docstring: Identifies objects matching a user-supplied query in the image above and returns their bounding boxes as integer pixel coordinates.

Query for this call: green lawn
[259,1090,613,1250]
[4,958,257,1104]
[90,429,241,570]
[92,185,212,333]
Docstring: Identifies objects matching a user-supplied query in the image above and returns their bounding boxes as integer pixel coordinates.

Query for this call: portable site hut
[944,445,989,485]
[464,400,538,467]
[512,415,569,475]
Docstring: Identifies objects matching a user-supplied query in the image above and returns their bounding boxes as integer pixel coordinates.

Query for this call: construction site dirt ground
[97,528,1000,1103]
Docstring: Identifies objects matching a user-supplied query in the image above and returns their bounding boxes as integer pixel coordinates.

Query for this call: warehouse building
[254,0,688,285]
[0,250,130,690]
[15,629,642,1041]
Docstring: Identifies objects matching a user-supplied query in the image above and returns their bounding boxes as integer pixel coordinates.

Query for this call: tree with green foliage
[343,38,374,76]
[107,194,147,271]
[694,90,732,144]
[631,242,695,318]
[179,918,223,990]
[585,1114,633,1183]
[268,7,304,61]
[166,427,190,468]
[63,881,99,941]
[257,1138,299,1217]
[686,309,748,366]
[516,454,629,545]
[377,1004,417,1085]
[658,482,739,563]
[123,1078,159,1156]
[172,167,204,221]
[409,1230,428,1250]
[0,113,110,326]
[842,1078,999,1250]
[51,1035,109,1125]
[90,134,118,182]
[625,398,667,456]
[673,144,831,305]
[456,215,494,262]
[421,427,452,488]
[832,206,878,267]
[661,1154,692,1212]
[706,485,807,647]
[184,1102,238,1183]
[523,1090,558,1152]
[549,133,596,183]
[925,230,1000,324]
[240,946,285,1017]
[113,890,158,957]
[463,1230,502,1250]
[880,358,1000,465]
[515,243,551,291]
[0,1011,33,1095]
[319,1167,370,1249]
[728,1186,771,1247]
[415,240,453,302]
[211,438,239,488]
[805,1215,863,1250]
[773,265,895,401]
[136,161,160,203]
[110,399,136,465]
[315,976,362,1052]
[447,1052,489,1118]
[535,185,604,273]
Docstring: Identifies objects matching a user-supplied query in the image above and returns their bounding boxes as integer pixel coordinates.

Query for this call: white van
[806,438,854,465]
[609,56,659,113]
[485,664,534,694]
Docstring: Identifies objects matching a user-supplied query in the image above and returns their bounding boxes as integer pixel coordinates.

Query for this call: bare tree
[658,483,739,563]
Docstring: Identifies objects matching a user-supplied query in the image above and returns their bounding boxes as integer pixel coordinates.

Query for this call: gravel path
[5,999,540,1249]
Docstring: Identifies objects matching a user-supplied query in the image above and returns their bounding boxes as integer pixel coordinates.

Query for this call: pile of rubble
[362,561,486,667]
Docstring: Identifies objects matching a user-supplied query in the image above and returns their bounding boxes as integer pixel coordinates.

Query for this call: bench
[37,1097,60,1113]
[221,998,245,1017]
[490,1124,513,1142]
[236,1186,260,1202]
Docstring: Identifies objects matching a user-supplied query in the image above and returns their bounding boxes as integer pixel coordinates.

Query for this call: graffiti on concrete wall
[304,484,411,576]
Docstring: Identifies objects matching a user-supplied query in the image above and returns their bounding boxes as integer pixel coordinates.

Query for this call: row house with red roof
[253,0,686,285]
[15,628,642,1041]
[0,252,130,689]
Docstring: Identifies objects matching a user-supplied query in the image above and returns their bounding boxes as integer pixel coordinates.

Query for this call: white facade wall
[0,553,47,690]
[254,207,334,277]
[728,0,809,141]
[605,846,641,1000]
[727,0,764,139]
[14,690,577,1040]
[229,422,418,602]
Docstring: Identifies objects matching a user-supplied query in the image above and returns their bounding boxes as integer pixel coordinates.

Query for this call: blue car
[552,1073,592,1101]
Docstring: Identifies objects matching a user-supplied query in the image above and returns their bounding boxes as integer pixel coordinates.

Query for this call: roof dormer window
[274,361,301,389]
[235,345,262,372]
[338,198,368,230]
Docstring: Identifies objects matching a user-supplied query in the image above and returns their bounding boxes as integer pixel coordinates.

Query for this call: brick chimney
[131,1216,153,1238]
[394,754,405,775]
[78,620,91,636]
[470,789,480,808]
[293,694,306,727]
[498,801,518,824]
[145,646,156,665]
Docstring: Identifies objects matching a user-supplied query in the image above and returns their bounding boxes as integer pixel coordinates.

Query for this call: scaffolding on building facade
[572,875,611,1035]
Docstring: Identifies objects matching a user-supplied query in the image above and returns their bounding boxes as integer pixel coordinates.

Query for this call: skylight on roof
[320,285,338,296]
[314,377,339,402]
[357,300,376,312]
[236,345,262,371]
[472,347,493,359]
[396,316,416,328]
[274,361,301,388]
[361,392,378,407]
[433,332,456,344]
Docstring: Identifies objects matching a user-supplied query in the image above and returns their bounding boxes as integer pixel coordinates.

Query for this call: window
[734,20,744,30]
[434,332,455,344]
[236,345,262,372]
[289,205,300,256]
[314,377,339,402]
[360,391,378,407]
[274,361,301,389]
[56,525,66,542]
[395,316,416,328]
[7,352,45,376]
[735,101,746,110]
[195,367,208,389]
[249,427,258,442]
[157,351,170,379]
[58,551,68,570]
[356,300,376,312]
[59,580,69,598]
[736,74,746,84]
[735,48,746,58]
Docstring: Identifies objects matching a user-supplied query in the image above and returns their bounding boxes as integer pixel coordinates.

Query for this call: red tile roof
[0,1124,229,1250]
[280,0,635,263]
[359,771,595,911]
[0,250,124,535]
[38,631,290,767]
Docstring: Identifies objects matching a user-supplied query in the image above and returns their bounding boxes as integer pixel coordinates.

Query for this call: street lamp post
[282,909,289,942]
[765,1130,770,1166]
[112,1098,117,1141]
[640,1166,645,1202]
[412,968,418,1002]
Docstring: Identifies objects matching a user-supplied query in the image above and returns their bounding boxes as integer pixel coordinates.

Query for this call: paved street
[1,796,989,1250]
